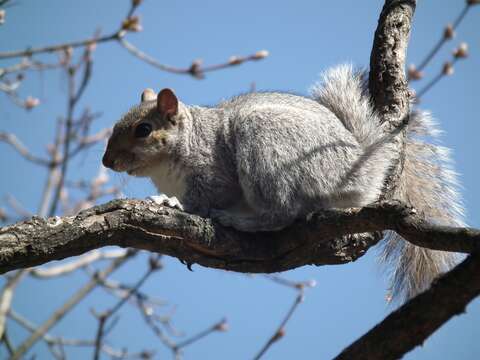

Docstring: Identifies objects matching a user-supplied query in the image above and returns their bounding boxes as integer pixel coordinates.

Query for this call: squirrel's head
[102,88,186,177]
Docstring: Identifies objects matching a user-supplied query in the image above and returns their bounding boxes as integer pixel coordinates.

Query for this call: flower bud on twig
[443,24,455,39]
[214,319,229,332]
[24,96,40,110]
[442,61,454,76]
[122,16,142,32]
[408,64,423,81]
[228,56,243,65]
[272,328,285,342]
[453,42,469,59]
[252,50,269,60]
[188,59,204,79]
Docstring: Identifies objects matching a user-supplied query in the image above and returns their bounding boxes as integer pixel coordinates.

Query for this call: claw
[179,259,194,271]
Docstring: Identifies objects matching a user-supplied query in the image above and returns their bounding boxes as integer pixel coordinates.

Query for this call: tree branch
[0,32,121,60]
[334,251,480,360]
[369,0,416,201]
[10,252,134,360]
[0,199,478,275]
[369,0,415,127]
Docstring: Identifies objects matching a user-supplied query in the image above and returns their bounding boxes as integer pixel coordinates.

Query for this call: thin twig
[95,274,166,309]
[174,318,228,352]
[107,257,159,317]
[415,4,470,73]
[416,58,459,99]
[0,32,121,60]
[118,38,268,79]
[9,308,92,347]
[138,297,177,350]
[5,195,32,219]
[38,119,63,217]
[9,309,149,359]
[117,38,190,74]
[0,59,62,77]
[252,292,305,360]
[93,256,161,360]
[10,251,135,360]
[68,127,112,159]
[30,249,128,278]
[264,275,316,291]
[0,270,26,339]
[2,330,14,356]
[0,132,51,166]
[48,50,93,216]
[92,313,108,360]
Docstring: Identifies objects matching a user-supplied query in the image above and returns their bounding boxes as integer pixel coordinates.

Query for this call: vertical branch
[368,0,416,199]
[48,50,93,216]
[92,257,160,359]
[38,119,63,217]
[92,314,107,360]
[0,270,26,339]
[369,0,416,127]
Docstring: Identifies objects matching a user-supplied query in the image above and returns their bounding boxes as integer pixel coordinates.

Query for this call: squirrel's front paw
[148,194,184,211]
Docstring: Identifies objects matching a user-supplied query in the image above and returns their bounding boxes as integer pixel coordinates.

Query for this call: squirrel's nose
[102,152,115,169]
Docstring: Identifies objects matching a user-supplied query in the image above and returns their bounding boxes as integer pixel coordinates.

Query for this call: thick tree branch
[369,0,415,127]
[334,251,480,360]
[0,199,478,275]
[369,0,415,201]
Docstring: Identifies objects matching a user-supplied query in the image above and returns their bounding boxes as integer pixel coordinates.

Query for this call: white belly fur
[149,161,187,201]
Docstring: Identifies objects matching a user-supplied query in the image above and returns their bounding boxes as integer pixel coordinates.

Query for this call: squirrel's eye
[134,123,152,138]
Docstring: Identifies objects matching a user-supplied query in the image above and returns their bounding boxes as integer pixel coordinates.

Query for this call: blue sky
[0,0,479,359]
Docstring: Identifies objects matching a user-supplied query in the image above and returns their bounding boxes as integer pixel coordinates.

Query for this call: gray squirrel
[102,65,464,302]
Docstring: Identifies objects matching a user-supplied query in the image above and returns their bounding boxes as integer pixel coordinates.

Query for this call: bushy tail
[381,110,464,301]
[311,65,465,302]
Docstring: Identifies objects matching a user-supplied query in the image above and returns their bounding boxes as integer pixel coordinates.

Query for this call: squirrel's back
[219,90,395,212]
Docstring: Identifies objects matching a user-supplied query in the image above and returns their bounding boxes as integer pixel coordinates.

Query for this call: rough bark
[369,0,415,127]
[334,251,480,360]
[0,199,478,274]
[369,0,416,200]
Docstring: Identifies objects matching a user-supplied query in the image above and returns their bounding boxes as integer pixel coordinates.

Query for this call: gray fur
[379,110,465,302]
[103,64,464,302]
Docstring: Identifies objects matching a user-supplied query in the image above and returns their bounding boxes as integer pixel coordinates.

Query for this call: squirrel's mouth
[126,167,141,175]
[126,166,148,176]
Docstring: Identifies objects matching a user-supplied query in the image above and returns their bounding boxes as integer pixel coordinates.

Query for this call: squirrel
[102,65,464,302]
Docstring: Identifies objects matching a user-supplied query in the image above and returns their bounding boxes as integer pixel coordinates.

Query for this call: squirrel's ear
[157,88,178,119]
[141,88,157,102]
